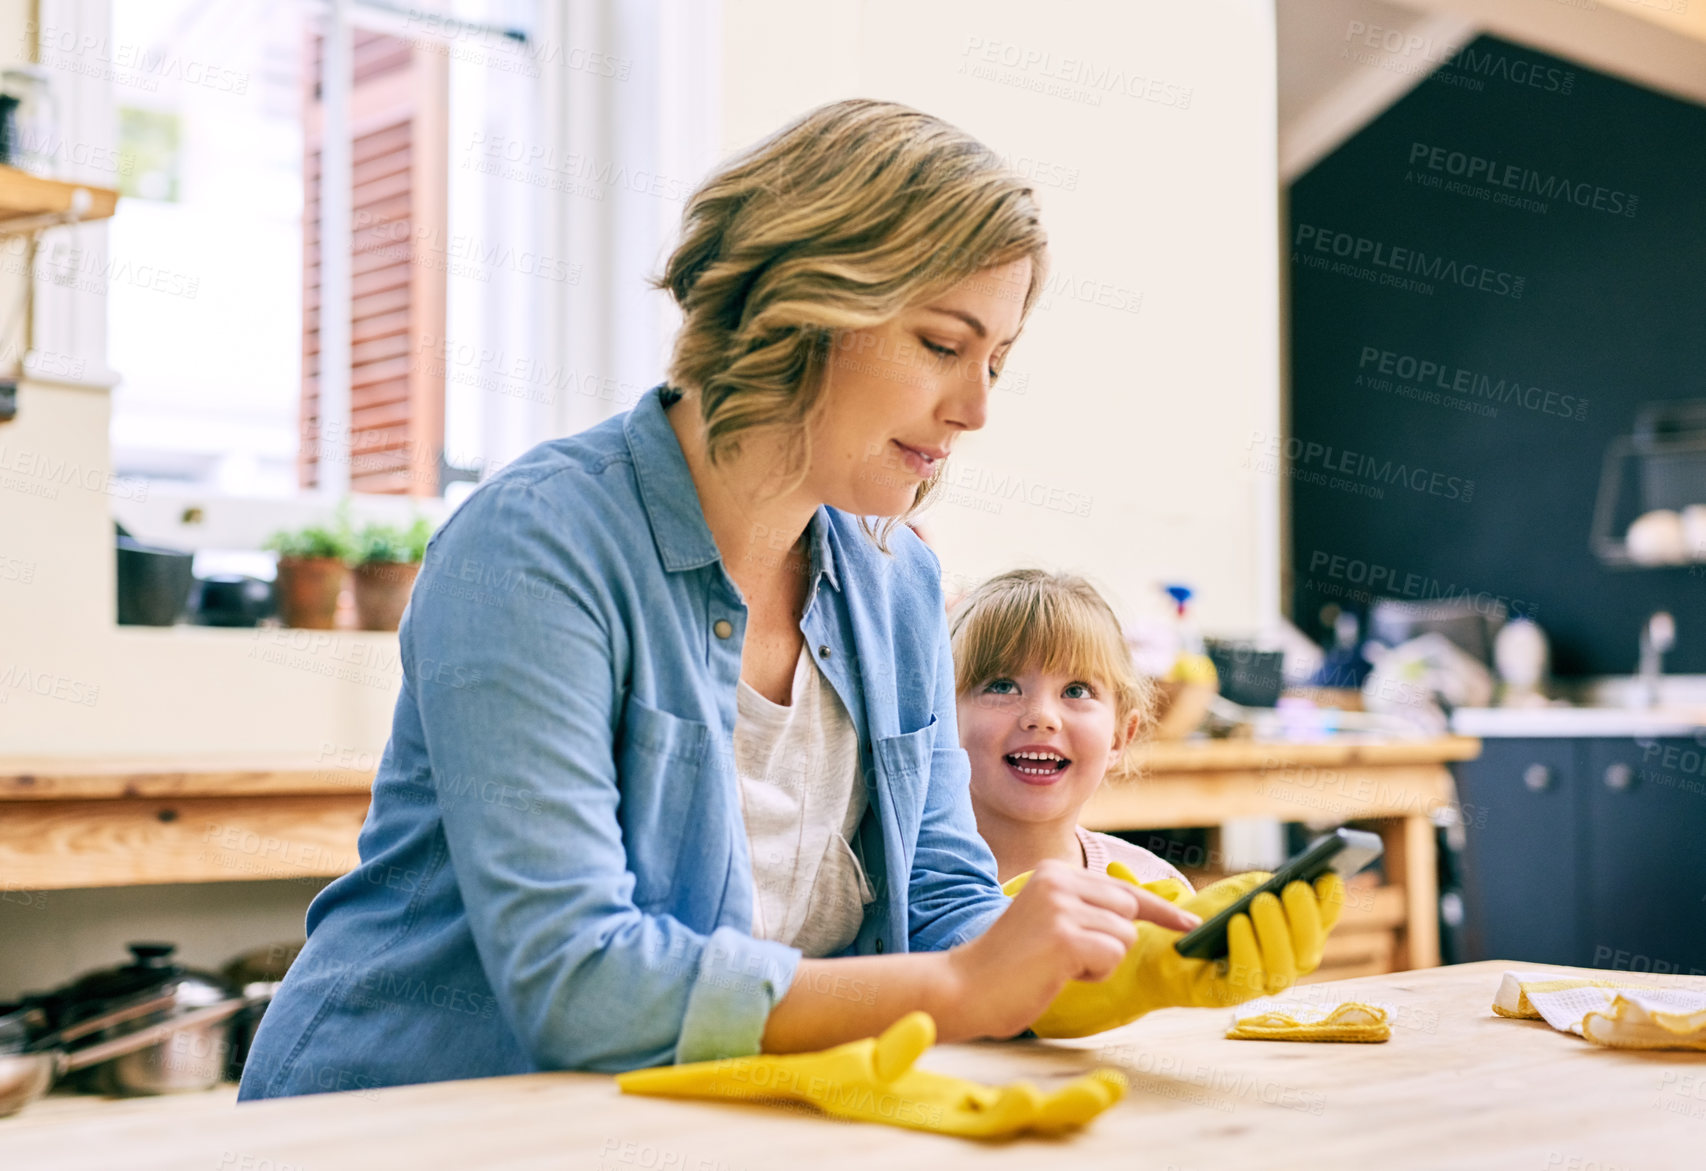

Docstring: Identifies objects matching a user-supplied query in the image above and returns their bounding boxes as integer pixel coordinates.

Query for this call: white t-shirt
[733,643,874,958]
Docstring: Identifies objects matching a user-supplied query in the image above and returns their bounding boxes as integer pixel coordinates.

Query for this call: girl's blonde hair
[948,569,1155,774]
[656,99,1050,550]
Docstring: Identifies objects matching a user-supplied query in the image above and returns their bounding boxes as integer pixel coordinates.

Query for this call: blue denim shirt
[238,385,1009,1099]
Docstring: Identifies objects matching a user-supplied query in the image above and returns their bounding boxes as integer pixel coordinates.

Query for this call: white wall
[0,0,1281,995]
[722,0,1283,633]
[1,0,1284,757]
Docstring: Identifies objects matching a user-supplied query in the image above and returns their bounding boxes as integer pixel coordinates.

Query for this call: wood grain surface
[0,794,369,887]
[0,961,1693,1171]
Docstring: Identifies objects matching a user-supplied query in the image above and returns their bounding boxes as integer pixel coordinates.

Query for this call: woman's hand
[1029,871,1347,1038]
[939,860,1201,1041]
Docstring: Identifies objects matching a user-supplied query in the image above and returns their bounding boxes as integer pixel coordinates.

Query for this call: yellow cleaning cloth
[1583,991,1706,1051]
[1491,970,1706,1051]
[1490,970,1629,1026]
[616,1011,1127,1139]
[1226,995,1392,1042]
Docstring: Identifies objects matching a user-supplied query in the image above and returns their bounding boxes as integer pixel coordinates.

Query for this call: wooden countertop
[1123,734,1480,775]
[0,737,1480,801]
[0,960,1691,1170]
[0,755,376,800]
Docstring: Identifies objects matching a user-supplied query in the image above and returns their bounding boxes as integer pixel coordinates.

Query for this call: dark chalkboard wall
[1287,34,1706,677]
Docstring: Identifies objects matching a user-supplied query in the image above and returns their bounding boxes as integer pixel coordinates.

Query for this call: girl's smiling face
[957,664,1132,826]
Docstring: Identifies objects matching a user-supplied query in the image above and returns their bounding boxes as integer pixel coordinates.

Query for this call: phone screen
[1172,828,1383,960]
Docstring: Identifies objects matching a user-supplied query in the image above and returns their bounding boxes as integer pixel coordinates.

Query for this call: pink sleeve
[1076,827,1195,891]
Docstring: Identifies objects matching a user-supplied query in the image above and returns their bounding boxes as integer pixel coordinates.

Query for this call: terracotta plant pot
[352,560,421,632]
[274,557,346,630]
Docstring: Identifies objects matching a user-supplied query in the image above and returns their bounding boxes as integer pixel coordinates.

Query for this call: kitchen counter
[0,960,1692,1171]
[1452,706,1706,737]
[1,738,1479,973]
[1123,735,1480,773]
[0,753,371,889]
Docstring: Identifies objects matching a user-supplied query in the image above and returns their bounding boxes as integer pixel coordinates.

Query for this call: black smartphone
[1172,828,1383,960]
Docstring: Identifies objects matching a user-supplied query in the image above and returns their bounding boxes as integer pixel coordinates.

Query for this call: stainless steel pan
[0,992,248,1117]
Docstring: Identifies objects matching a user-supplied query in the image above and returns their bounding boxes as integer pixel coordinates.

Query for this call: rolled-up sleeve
[905,588,1010,952]
[406,477,798,1071]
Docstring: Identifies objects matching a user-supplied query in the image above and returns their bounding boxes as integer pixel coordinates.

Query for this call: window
[104,0,308,496]
[35,0,719,564]
[102,0,545,509]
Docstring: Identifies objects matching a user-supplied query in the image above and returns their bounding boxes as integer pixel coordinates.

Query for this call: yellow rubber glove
[1023,865,1347,1039]
[616,1011,1126,1138]
[1001,862,1191,903]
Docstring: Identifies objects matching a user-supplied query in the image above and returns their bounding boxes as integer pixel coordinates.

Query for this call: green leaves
[263,502,435,565]
[262,523,352,561]
[350,516,434,565]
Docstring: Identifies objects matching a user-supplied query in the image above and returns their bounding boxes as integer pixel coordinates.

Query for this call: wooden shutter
[301,30,448,495]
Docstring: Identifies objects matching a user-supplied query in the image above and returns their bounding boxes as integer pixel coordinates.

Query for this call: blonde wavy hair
[948,569,1155,774]
[655,99,1050,549]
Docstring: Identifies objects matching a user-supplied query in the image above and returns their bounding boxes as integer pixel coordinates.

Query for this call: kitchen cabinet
[1454,736,1706,972]
[1583,738,1706,974]
[1453,738,1581,966]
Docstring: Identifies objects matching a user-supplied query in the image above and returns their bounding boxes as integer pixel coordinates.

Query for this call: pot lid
[54,943,229,1024]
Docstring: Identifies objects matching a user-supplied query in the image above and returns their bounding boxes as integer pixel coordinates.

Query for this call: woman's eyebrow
[923,306,1018,346]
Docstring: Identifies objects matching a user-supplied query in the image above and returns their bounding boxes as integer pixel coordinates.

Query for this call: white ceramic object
[1682,504,1706,561]
[1626,509,1688,565]
[1494,618,1550,707]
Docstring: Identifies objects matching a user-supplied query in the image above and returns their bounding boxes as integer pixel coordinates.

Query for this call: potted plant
[349,517,433,631]
[263,523,352,630]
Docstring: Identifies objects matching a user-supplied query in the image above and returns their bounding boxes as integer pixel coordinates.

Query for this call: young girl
[951,569,1192,891]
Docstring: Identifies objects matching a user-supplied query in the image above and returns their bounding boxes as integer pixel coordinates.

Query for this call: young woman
[240,100,1326,1099]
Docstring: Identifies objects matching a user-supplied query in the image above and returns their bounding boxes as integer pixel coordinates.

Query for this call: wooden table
[1,961,1695,1170]
[1085,736,1481,972]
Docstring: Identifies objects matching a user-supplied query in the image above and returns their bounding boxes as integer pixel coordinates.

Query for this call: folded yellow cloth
[1490,970,1628,1025]
[1491,969,1706,1051]
[1226,995,1392,1042]
[616,1011,1127,1139]
[1583,992,1706,1051]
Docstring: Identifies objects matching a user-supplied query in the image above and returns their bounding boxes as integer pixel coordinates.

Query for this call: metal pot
[41,942,250,1096]
[115,535,196,626]
[0,992,246,1117]
[217,940,301,1082]
[192,573,277,627]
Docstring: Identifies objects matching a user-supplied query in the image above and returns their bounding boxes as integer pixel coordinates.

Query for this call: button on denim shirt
[238,385,1009,1099]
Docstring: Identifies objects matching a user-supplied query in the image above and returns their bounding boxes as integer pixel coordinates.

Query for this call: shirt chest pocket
[615,694,711,909]
[870,715,938,870]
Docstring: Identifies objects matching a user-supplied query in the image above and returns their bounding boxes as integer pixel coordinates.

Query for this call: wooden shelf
[0,165,118,236]
[0,738,1482,980]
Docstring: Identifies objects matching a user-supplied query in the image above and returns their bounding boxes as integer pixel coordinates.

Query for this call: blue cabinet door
[1453,738,1582,965]
[1583,737,1706,975]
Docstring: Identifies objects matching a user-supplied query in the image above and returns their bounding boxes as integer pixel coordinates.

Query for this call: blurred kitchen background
[3,0,1705,1040]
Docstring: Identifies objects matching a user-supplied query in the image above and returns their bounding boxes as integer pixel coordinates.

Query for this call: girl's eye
[921,338,959,359]
[984,677,1018,695]
[1064,681,1094,699]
